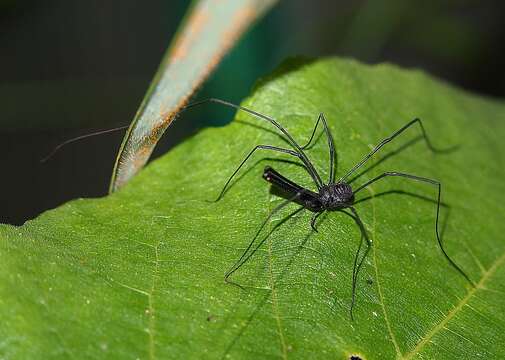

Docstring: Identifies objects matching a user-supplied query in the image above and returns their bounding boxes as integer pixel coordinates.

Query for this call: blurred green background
[1,0,504,224]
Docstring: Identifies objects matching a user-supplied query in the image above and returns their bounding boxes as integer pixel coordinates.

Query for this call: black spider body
[318,182,355,210]
[262,166,354,212]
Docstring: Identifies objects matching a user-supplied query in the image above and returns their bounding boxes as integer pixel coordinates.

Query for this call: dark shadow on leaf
[347,136,422,185]
[355,189,452,244]
[221,205,314,358]
[347,134,460,186]
[354,189,448,208]
[236,118,324,151]
[208,156,308,201]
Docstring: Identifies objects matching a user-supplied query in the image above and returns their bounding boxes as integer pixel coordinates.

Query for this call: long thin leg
[300,113,337,184]
[340,207,372,320]
[301,114,323,150]
[183,98,323,188]
[354,171,474,285]
[321,113,336,183]
[213,145,309,202]
[225,192,305,286]
[310,211,324,232]
[339,118,445,183]
[40,125,129,163]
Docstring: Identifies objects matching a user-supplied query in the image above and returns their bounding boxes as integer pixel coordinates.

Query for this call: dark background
[1,0,504,225]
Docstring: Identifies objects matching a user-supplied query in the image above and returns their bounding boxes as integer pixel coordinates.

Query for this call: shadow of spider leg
[353,172,474,286]
[336,207,372,320]
[224,192,307,287]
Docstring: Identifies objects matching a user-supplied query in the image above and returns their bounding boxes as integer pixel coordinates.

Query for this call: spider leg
[310,211,324,232]
[224,191,306,286]
[354,171,474,286]
[41,125,130,163]
[339,207,372,320]
[300,113,337,184]
[339,118,447,183]
[183,98,323,188]
[300,113,323,150]
[212,145,310,202]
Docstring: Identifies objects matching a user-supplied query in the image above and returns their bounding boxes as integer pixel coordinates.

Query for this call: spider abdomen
[319,183,354,210]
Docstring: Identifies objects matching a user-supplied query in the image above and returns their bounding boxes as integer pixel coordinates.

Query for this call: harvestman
[185,98,473,319]
[41,97,472,318]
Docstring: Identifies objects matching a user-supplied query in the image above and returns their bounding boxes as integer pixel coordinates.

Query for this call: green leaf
[2,57,505,359]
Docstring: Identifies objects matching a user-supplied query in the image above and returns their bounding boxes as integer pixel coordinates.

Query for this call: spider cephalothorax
[319,182,354,210]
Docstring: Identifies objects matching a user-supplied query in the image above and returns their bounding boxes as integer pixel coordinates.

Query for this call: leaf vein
[402,250,505,359]
[147,242,161,360]
[369,187,402,358]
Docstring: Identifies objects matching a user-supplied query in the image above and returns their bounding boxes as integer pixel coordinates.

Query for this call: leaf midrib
[368,187,402,358]
[402,250,505,359]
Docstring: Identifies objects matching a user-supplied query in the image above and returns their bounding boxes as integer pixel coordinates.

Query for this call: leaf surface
[2,58,505,359]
